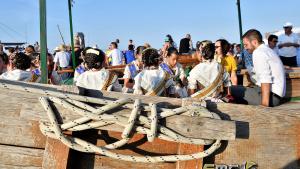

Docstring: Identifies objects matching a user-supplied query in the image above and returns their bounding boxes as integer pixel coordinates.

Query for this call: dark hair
[166,34,174,44]
[128,44,134,51]
[135,46,145,56]
[242,29,263,43]
[0,53,9,65]
[236,44,241,48]
[12,52,31,70]
[82,47,105,70]
[142,48,160,67]
[196,41,201,51]
[216,39,230,56]
[202,43,215,60]
[8,47,15,54]
[166,47,179,57]
[268,34,278,42]
[111,42,118,49]
[26,45,35,52]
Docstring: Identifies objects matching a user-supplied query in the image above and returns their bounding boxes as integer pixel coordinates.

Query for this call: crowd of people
[0,22,299,107]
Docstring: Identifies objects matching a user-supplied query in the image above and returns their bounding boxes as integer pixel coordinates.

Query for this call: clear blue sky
[0,0,299,51]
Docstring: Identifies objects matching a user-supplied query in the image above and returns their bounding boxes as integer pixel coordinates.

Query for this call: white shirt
[0,69,32,82]
[268,45,279,56]
[54,51,71,68]
[188,60,231,90]
[253,44,286,97]
[159,62,185,81]
[278,33,300,57]
[109,49,123,66]
[133,69,174,96]
[76,68,121,92]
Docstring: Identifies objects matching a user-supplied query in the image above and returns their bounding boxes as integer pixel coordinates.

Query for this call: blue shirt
[123,50,135,64]
[241,50,253,72]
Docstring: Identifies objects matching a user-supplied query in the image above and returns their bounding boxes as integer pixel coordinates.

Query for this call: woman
[159,47,188,98]
[122,46,145,93]
[133,48,175,97]
[188,43,231,100]
[215,39,238,85]
[76,47,122,97]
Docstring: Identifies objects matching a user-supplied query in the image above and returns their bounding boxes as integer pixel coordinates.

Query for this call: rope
[39,96,222,163]
[0,80,223,163]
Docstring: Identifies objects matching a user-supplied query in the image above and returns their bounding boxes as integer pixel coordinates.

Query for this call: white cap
[54,47,60,51]
[283,22,293,28]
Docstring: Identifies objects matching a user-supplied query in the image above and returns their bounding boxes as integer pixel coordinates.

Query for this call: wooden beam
[42,137,70,169]
[0,144,43,168]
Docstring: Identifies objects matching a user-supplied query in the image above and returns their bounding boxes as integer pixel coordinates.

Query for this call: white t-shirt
[133,69,174,96]
[278,33,300,57]
[109,49,123,66]
[54,51,71,68]
[76,69,121,92]
[188,60,231,90]
[0,69,32,82]
[253,44,286,97]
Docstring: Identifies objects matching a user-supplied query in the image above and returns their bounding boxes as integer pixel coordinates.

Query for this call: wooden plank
[205,102,300,169]
[42,138,70,169]
[67,131,179,169]
[0,144,43,169]
[176,143,204,169]
[0,84,235,144]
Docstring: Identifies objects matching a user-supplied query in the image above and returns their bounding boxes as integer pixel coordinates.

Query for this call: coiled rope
[0,80,222,163]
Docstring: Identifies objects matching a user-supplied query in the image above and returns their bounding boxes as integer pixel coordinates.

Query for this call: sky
[0,0,299,51]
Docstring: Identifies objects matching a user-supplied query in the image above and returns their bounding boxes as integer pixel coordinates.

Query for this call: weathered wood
[0,144,43,169]
[67,131,181,169]
[205,102,300,169]
[0,85,235,146]
[177,143,204,169]
[42,138,70,169]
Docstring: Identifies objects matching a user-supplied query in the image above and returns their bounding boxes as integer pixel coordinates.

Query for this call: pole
[237,0,243,49]
[39,0,48,84]
[57,24,66,45]
[68,0,76,69]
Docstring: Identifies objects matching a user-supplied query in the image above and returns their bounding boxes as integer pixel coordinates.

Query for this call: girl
[133,48,175,97]
[159,47,188,98]
[76,47,122,97]
[122,46,145,93]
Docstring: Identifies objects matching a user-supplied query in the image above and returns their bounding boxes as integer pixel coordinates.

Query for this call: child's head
[166,47,179,68]
[82,47,105,70]
[142,48,160,68]
[201,43,215,61]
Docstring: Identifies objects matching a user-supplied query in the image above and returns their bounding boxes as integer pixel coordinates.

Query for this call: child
[133,48,175,97]
[159,47,188,98]
[76,47,122,97]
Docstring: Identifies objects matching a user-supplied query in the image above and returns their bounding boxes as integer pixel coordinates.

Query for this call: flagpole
[68,0,76,69]
[237,0,243,48]
[39,0,48,83]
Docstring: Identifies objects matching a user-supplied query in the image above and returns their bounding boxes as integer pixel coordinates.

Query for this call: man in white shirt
[53,44,71,70]
[268,34,279,55]
[278,22,300,67]
[108,42,123,66]
[231,29,286,107]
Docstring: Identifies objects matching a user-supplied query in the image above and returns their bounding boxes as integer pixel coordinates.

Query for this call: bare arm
[231,70,238,85]
[53,63,58,71]
[261,83,271,107]
[124,78,134,89]
[278,42,300,48]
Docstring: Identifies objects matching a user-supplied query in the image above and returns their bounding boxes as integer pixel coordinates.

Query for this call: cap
[283,22,293,28]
